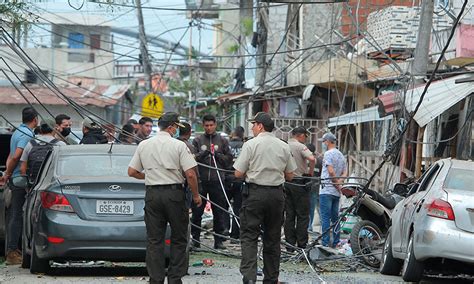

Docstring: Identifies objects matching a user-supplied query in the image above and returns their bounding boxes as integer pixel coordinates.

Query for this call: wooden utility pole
[412,0,435,178]
[136,0,152,91]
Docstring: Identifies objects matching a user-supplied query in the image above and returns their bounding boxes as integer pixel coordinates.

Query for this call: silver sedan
[380,158,474,282]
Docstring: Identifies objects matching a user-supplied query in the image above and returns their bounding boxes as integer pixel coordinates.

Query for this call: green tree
[168,74,231,121]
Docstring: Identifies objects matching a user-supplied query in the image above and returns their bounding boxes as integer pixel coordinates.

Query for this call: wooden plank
[350,156,383,182]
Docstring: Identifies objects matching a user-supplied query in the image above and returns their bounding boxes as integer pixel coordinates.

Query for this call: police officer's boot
[214,240,227,250]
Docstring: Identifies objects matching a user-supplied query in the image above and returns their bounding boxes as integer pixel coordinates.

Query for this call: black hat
[292,126,310,137]
[159,112,184,127]
[127,119,138,125]
[247,112,274,129]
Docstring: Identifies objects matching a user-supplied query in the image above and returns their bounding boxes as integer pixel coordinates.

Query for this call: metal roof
[0,84,130,107]
[327,106,393,128]
[405,74,474,127]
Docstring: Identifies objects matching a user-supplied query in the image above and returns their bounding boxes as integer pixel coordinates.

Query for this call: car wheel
[401,233,424,282]
[379,228,402,275]
[350,220,383,268]
[30,235,50,274]
[21,232,31,268]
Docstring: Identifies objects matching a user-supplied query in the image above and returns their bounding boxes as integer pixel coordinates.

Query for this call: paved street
[2,253,473,284]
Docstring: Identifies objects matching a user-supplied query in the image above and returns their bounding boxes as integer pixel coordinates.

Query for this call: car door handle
[416,199,425,213]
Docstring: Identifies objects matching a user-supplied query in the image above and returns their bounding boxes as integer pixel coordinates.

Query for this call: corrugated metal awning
[404,74,474,127]
[375,74,474,127]
[328,106,393,128]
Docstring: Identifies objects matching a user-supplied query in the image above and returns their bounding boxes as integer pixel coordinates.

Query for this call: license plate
[96,200,134,215]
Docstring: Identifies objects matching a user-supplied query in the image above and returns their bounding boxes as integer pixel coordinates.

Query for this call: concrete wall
[214,4,242,79]
[265,5,289,88]
[0,46,114,86]
[52,25,112,51]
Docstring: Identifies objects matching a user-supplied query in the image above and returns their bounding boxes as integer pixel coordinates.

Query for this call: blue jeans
[308,189,320,231]
[319,194,340,247]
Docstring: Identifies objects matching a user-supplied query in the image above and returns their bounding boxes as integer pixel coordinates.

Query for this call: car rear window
[444,168,474,191]
[57,155,132,177]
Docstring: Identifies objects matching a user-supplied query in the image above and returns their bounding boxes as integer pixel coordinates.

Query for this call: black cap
[159,112,184,127]
[127,119,138,125]
[292,126,310,137]
[247,112,274,130]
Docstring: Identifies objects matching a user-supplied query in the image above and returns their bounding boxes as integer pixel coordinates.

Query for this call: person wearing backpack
[20,118,66,183]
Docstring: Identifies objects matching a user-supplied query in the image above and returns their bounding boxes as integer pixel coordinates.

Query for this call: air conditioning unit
[24,70,49,84]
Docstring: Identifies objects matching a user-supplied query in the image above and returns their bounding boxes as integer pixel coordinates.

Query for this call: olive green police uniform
[128,114,196,284]
[284,132,314,250]
[233,113,297,283]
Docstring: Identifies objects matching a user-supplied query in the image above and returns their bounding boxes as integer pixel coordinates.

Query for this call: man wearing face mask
[128,112,201,284]
[318,132,347,248]
[55,114,77,145]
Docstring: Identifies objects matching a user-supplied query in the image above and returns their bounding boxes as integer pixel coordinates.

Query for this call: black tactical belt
[248,183,282,189]
[146,184,183,190]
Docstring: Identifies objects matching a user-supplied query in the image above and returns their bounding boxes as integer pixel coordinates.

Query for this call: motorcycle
[338,178,405,267]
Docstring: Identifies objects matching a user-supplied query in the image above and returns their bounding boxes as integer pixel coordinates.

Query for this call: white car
[380,158,474,282]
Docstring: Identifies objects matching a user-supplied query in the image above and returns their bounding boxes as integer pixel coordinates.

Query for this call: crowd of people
[2,107,348,284]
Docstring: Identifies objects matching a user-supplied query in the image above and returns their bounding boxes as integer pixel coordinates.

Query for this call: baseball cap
[247,112,274,129]
[292,126,310,137]
[318,132,337,142]
[159,112,184,127]
[127,119,138,125]
[83,117,101,129]
[40,117,56,130]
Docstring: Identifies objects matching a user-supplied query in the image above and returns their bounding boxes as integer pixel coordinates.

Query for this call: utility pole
[188,22,193,121]
[255,1,268,91]
[136,0,152,92]
[412,0,435,178]
[239,0,252,70]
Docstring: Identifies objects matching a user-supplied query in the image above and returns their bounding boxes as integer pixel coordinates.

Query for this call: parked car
[18,144,186,274]
[380,158,474,282]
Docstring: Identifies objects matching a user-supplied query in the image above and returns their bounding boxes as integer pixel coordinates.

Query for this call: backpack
[26,138,58,183]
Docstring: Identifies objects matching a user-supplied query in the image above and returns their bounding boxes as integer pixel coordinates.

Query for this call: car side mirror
[11,175,30,188]
[393,183,408,197]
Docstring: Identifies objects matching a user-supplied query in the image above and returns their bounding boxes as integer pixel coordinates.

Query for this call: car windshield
[444,168,474,191]
[57,155,132,177]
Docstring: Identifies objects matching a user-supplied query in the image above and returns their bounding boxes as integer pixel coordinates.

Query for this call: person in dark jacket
[224,126,245,243]
[80,117,108,144]
[191,114,233,250]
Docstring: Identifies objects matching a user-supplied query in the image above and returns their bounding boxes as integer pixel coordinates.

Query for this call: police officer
[234,112,297,284]
[177,122,194,154]
[128,112,202,284]
[284,127,316,251]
